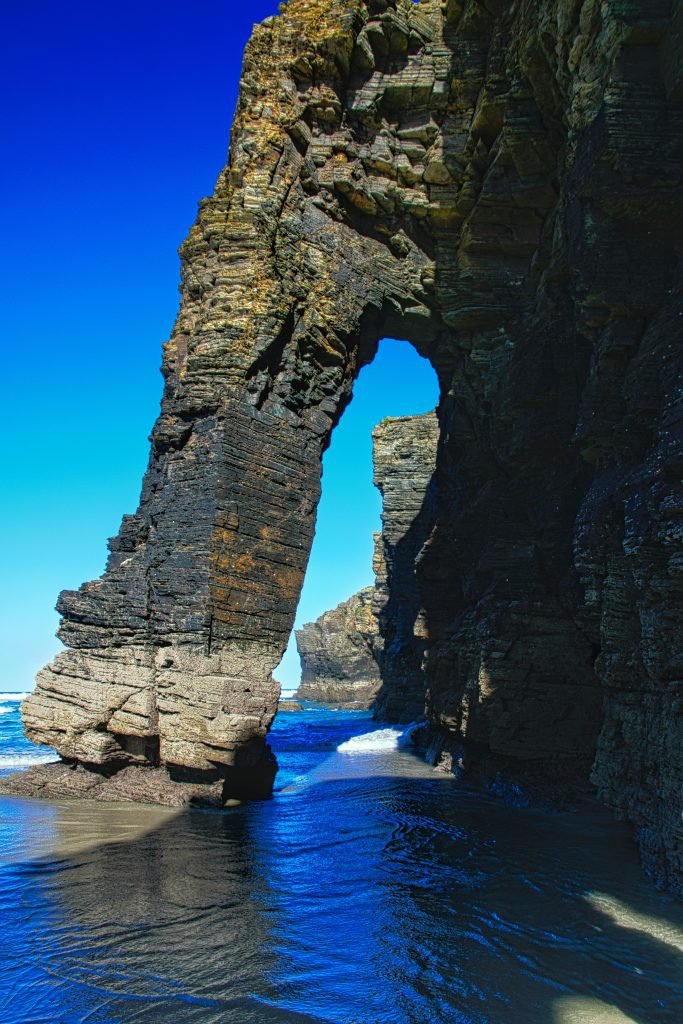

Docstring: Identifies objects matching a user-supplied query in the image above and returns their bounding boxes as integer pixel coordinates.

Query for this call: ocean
[0,697,681,1023]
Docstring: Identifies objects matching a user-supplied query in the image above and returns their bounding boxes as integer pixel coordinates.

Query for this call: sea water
[0,693,58,771]
[0,697,681,1023]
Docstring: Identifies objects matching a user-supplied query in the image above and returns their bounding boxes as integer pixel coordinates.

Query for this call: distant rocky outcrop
[278,699,304,712]
[295,412,438,711]
[296,587,381,708]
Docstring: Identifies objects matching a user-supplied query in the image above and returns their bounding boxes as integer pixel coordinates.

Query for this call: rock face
[13,0,682,891]
[372,411,440,721]
[295,411,438,710]
[296,587,382,707]
[278,699,304,711]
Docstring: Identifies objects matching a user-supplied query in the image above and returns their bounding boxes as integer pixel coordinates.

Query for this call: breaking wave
[397,719,426,748]
[0,693,29,702]
[336,721,426,754]
[337,727,403,752]
[0,753,58,769]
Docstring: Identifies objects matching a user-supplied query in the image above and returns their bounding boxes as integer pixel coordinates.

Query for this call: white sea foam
[336,721,427,754]
[337,728,403,753]
[0,692,30,702]
[0,706,13,715]
[0,753,58,768]
[396,719,426,749]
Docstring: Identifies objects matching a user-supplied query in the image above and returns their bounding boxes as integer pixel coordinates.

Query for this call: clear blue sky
[1,1,438,695]
[276,340,438,690]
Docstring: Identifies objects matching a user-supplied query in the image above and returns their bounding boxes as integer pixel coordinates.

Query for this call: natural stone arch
[19,0,683,891]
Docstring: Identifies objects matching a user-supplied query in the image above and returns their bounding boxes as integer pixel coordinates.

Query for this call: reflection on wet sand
[1,802,319,1023]
[552,996,639,1023]
[253,762,683,1024]
[0,711,681,1024]
[283,744,441,791]
[0,795,179,862]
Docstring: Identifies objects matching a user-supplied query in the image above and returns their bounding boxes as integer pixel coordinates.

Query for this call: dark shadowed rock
[372,411,440,721]
[295,411,438,710]
[11,0,682,892]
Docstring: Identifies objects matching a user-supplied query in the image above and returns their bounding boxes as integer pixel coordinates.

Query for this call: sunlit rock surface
[295,411,438,711]
[296,588,382,708]
[9,0,682,892]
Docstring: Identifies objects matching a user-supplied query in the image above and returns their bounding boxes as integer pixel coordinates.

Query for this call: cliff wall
[10,0,682,891]
[372,411,440,720]
[295,411,438,709]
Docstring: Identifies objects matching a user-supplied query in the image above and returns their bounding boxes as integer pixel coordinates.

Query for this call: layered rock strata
[296,587,382,707]
[5,0,680,891]
[372,411,440,720]
[295,411,438,710]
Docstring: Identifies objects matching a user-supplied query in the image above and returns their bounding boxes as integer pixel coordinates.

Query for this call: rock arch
[20,0,682,890]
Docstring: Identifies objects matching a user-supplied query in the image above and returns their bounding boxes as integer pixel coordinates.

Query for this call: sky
[276,340,438,690]
[1,0,438,695]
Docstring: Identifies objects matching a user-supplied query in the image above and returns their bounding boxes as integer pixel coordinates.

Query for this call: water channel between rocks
[0,698,681,1024]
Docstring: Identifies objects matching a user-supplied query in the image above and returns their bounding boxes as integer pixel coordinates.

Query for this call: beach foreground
[1,698,682,1024]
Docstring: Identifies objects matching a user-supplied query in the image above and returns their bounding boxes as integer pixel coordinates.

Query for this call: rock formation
[295,411,438,710]
[5,0,681,891]
[296,587,382,707]
[372,410,440,720]
[278,699,304,711]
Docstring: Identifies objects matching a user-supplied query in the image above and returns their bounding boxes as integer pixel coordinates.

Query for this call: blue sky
[1,1,437,694]
[276,340,438,690]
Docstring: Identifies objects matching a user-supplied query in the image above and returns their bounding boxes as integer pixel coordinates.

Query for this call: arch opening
[12,0,681,897]
[274,336,440,713]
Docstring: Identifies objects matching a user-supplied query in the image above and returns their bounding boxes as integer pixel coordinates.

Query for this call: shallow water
[0,698,681,1023]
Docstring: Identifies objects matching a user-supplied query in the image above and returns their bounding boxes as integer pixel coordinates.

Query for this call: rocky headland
[3,0,681,894]
[295,587,382,707]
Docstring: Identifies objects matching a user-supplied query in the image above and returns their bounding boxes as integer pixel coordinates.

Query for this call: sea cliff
[5,0,681,893]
